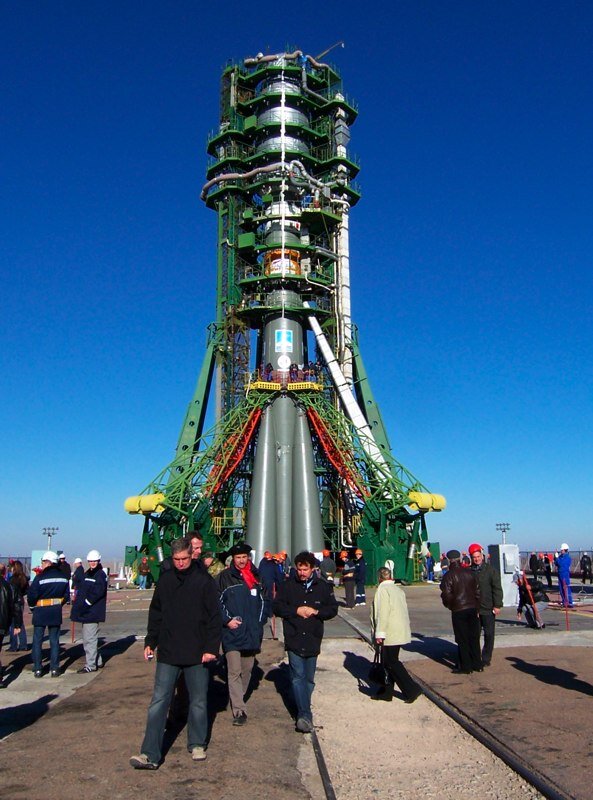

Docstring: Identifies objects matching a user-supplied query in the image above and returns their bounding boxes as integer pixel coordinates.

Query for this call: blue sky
[2,2,592,561]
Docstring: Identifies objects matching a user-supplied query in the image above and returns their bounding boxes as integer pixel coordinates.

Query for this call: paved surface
[1,583,592,799]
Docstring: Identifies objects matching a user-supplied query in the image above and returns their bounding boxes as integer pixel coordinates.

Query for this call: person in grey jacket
[370,567,421,703]
[469,543,503,666]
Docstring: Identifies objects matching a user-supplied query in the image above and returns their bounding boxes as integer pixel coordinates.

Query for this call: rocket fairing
[126,49,445,580]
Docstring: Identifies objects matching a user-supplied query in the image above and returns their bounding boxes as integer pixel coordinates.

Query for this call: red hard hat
[468,543,483,555]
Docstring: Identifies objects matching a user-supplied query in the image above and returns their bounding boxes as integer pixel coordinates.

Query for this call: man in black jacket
[130,537,221,770]
[440,549,482,674]
[273,551,338,733]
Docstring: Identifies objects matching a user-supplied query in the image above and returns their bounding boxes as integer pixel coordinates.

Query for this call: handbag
[368,644,387,685]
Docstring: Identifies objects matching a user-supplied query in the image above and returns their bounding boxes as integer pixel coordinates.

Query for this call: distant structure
[125,48,445,580]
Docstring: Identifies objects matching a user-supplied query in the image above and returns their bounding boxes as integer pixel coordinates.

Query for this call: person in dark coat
[27,551,70,677]
[8,560,28,652]
[440,550,482,674]
[216,543,268,726]
[70,549,108,673]
[469,543,503,666]
[130,536,221,770]
[1,565,23,681]
[273,551,338,732]
[340,550,356,608]
[354,548,367,605]
[57,552,72,581]
[580,552,592,584]
[529,552,540,581]
[258,551,283,598]
[319,550,337,584]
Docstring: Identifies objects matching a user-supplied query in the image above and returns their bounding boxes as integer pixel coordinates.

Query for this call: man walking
[130,537,221,770]
[70,549,108,673]
[440,549,482,674]
[27,551,70,677]
[273,551,338,732]
[370,567,421,703]
[469,543,503,666]
[580,552,592,585]
[216,543,268,726]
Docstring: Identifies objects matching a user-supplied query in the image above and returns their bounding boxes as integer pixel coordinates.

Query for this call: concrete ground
[0,583,591,799]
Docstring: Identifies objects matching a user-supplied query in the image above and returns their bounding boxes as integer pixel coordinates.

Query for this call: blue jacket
[354,557,367,585]
[555,552,571,579]
[28,565,70,627]
[71,564,108,623]
[216,564,268,653]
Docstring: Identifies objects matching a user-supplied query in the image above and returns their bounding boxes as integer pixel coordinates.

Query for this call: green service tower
[125,48,445,582]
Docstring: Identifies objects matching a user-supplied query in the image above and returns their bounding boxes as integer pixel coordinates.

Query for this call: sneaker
[50,669,61,678]
[295,717,314,733]
[77,666,97,674]
[34,670,43,678]
[129,754,159,770]
[191,746,207,761]
[232,711,247,726]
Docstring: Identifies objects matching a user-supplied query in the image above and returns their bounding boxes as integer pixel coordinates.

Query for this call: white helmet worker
[42,550,58,563]
[73,557,83,564]
[87,549,102,561]
[560,543,569,551]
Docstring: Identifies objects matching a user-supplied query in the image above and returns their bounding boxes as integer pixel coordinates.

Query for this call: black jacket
[470,562,503,613]
[273,573,338,657]
[216,564,268,653]
[0,579,21,633]
[145,561,221,666]
[441,562,480,613]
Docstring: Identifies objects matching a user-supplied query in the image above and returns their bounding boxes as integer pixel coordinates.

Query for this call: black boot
[371,683,394,702]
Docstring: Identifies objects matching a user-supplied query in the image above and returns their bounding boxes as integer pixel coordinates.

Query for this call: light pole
[42,526,59,550]
[496,522,510,545]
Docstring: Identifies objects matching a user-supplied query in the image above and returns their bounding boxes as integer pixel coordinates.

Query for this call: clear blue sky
[3,2,592,561]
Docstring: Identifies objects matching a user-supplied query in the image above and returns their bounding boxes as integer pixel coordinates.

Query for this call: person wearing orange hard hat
[354,549,367,606]
[469,542,503,667]
[320,549,337,585]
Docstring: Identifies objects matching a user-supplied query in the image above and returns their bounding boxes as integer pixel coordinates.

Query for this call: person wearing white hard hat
[554,544,573,608]
[27,551,70,677]
[70,550,108,673]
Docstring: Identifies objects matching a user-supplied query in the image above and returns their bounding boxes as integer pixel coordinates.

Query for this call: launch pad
[125,49,445,581]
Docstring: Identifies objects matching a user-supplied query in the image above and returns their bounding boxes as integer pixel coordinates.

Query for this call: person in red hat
[469,543,503,666]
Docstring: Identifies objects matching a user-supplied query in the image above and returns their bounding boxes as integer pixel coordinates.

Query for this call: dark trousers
[344,579,355,608]
[383,645,420,701]
[478,611,496,664]
[544,566,552,588]
[451,608,482,671]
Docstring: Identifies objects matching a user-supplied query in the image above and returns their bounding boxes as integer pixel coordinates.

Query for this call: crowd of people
[0,548,108,684]
[130,533,339,769]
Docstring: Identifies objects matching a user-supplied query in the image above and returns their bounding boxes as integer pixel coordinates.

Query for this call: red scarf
[239,561,258,590]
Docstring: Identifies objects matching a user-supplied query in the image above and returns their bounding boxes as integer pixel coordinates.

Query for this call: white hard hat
[560,543,569,551]
[42,551,58,563]
[87,549,102,561]
[74,557,83,564]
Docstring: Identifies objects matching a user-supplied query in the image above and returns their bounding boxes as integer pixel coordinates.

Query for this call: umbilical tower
[125,49,445,581]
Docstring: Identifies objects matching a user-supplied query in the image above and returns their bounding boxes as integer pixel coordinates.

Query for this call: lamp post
[42,526,59,551]
[496,522,510,545]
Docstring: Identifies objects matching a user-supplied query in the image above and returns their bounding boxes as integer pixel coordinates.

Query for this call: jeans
[32,625,61,671]
[140,661,209,764]
[9,622,27,651]
[287,650,317,722]
[138,574,147,590]
[82,622,102,669]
